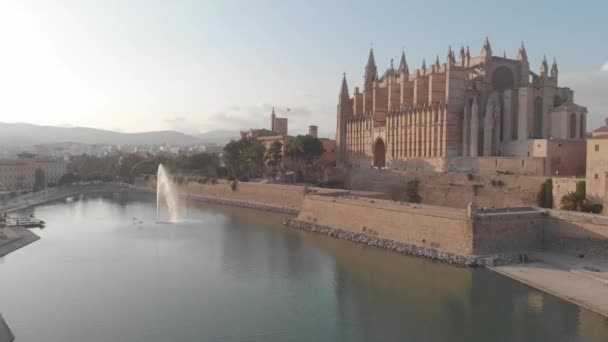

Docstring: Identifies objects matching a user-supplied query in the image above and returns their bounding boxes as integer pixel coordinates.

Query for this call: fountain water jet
[156,164,182,223]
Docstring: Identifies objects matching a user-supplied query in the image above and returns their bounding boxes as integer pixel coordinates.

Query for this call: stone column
[483,99,494,156]
[502,90,512,143]
[470,97,479,157]
[462,100,471,156]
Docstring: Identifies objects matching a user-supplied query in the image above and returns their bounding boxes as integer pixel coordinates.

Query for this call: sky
[0,0,606,138]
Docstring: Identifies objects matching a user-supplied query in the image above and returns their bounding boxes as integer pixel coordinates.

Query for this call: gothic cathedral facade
[336,38,587,168]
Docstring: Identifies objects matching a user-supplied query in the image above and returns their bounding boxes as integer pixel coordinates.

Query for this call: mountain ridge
[0,122,238,147]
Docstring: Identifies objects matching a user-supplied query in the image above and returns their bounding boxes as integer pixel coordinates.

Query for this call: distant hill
[196,130,240,145]
[0,122,204,147]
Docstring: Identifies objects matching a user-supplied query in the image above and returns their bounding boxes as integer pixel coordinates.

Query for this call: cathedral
[336,38,587,169]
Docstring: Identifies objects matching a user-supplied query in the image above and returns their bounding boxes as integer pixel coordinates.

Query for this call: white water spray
[156,164,182,223]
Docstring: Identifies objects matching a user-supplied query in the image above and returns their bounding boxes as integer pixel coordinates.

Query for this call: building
[336,39,587,175]
[0,160,36,190]
[0,159,67,190]
[586,119,608,211]
[38,161,68,185]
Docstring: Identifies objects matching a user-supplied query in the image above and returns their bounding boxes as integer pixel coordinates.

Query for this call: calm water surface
[1,193,608,342]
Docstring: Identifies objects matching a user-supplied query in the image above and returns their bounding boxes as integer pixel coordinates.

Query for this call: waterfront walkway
[491,252,608,318]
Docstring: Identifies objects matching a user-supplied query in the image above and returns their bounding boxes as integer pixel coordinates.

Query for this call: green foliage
[174,152,219,172]
[537,179,553,208]
[405,179,422,203]
[285,135,325,182]
[211,178,218,185]
[223,137,266,179]
[131,159,160,178]
[58,172,81,185]
[265,141,283,167]
[560,191,584,211]
[230,180,238,192]
[560,181,602,213]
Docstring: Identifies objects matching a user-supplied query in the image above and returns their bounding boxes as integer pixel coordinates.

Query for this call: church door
[373,139,386,168]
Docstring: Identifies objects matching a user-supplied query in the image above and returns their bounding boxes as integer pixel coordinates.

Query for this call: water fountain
[156,164,182,223]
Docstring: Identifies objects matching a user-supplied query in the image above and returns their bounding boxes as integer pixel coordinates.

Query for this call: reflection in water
[0,193,607,342]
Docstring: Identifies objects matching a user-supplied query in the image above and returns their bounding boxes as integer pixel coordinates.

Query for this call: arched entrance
[373,138,386,168]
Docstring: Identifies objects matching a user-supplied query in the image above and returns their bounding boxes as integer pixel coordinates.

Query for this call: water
[1,193,607,342]
[156,164,182,223]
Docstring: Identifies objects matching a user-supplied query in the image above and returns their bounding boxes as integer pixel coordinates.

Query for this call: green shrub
[230,180,238,192]
[405,179,422,203]
[537,179,553,208]
[211,178,218,185]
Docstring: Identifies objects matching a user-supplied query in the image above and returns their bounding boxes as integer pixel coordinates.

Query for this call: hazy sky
[0,0,606,138]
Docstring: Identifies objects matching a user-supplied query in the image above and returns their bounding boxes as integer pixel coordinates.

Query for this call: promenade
[491,252,608,318]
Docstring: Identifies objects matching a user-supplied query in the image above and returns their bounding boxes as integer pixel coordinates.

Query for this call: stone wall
[175,181,306,212]
[544,210,608,259]
[387,156,546,175]
[350,167,547,209]
[297,195,473,255]
[473,211,544,255]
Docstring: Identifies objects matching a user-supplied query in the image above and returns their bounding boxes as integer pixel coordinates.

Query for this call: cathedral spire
[481,37,492,58]
[540,55,549,77]
[447,46,456,66]
[364,48,378,89]
[339,73,349,99]
[421,59,427,74]
[517,41,528,62]
[398,50,409,74]
[551,57,558,78]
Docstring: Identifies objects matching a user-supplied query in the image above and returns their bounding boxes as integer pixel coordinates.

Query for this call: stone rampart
[387,157,546,175]
[543,210,608,259]
[350,167,547,209]
[297,195,472,255]
[472,211,544,255]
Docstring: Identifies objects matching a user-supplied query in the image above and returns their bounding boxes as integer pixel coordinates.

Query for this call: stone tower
[336,73,352,166]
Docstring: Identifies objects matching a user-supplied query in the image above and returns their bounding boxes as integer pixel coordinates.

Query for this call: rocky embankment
[288,219,524,267]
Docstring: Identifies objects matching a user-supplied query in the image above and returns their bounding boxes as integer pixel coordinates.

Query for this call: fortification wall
[387,157,545,175]
[544,210,608,259]
[297,195,473,255]
[177,182,305,212]
[350,167,547,209]
[473,212,544,255]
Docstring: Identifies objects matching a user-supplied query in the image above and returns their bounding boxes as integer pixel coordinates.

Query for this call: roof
[593,126,608,133]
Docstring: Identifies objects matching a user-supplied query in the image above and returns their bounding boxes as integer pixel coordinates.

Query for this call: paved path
[491,252,608,318]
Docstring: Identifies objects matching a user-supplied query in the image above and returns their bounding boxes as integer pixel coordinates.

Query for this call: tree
[58,172,80,185]
[242,138,265,178]
[285,135,325,182]
[265,141,283,178]
[130,160,160,177]
[223,137,266,179]
[223,139,243,178]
